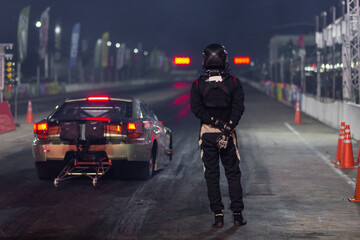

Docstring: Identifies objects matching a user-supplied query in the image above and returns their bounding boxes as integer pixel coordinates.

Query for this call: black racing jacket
[190,74,245,127]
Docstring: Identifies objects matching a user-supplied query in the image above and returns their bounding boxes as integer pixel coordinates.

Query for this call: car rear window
[51,100,132,121]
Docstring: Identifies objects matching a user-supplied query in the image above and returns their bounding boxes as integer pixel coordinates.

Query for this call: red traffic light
[173,57,191,65]
[234,56,251,65]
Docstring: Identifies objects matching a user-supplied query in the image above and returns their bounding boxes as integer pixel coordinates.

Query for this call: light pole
[35,20,41,85]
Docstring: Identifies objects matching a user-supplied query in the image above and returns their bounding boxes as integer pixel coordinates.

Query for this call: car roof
[64,97,133,103]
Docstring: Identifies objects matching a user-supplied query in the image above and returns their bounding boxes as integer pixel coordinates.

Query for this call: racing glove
[216,134,230,149]
[210,117,224,129]
[210,117,235,136]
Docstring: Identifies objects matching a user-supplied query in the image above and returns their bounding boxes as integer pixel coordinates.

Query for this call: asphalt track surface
[1,80,360,240]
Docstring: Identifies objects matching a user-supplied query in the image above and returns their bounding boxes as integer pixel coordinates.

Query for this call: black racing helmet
[202,43,229,72]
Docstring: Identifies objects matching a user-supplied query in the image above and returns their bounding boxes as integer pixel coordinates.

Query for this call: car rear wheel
[168,133,173,161]
[140,144,156,180]
[142,151,154,180]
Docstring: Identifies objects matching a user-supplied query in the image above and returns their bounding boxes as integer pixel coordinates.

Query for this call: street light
[107,41,112,47]
[115,43,120,48]
[144,51,149,56]
[133,48,139,54]
[55,25,61,34]
[35,21,41,28]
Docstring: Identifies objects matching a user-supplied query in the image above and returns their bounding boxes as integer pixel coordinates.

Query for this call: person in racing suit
[190,43,246,228]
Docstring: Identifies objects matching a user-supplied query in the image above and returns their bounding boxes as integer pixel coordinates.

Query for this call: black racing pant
[201,132,244,213]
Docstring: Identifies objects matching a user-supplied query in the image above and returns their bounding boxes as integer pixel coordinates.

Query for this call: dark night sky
[0,0,340,73]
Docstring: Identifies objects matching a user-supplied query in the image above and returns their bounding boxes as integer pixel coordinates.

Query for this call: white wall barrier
[299,94,360,141]
[240,78,360,141]
[343,102,360,141]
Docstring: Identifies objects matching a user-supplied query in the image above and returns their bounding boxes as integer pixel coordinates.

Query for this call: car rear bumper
[32,141,152,163]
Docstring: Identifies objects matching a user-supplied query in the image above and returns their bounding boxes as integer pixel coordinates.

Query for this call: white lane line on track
[284,122,355,188]
[3,133,33,142]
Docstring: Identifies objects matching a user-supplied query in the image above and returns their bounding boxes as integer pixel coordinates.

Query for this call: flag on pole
[101,32,109,67]
[94,39,102,68]
[69,23,81,67]
[39,7,50,60]
[116,43,126,70]
[17,6,31,63]
[54,20,61,60]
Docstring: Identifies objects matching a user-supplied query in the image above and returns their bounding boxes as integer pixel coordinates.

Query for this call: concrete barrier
[301,95,360,140]
[241,78,360,141]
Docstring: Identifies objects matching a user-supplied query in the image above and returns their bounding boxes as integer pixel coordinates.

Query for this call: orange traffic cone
[332,122,345,165]
[355,141,360,164]
[349,167,360,202]
[25,100,34,124]
[294,100,302,124]
[337,124,357,169]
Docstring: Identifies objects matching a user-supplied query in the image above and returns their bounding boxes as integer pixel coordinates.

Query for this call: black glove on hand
[210,117,224,129]
[216,134,229,149]
[210,117,235,136]
[222,124,232,136]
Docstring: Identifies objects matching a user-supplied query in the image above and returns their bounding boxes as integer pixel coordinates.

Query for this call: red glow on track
[177,104,191,119]
[173,82,186,88]
[173,93,190,105]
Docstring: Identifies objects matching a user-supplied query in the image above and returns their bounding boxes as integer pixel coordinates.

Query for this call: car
[32,96,172,186]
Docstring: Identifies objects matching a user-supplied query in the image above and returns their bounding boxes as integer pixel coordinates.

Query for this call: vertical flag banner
[81,39,88,53]
[94,39,102,68]
[54,20,61,60]
[69,23,81,67]
[0,58,4,91]
[39,7,50,60]
[17,6,30,63]
[125,47,131,67]
[116,43,126,70]
[101,32,109,67]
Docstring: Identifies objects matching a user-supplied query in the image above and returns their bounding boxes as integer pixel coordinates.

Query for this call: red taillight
[127,123,136,130]
[87,96,110,101]
[34,122,48,139]
[127,122,144,139]
[37,123,48,131]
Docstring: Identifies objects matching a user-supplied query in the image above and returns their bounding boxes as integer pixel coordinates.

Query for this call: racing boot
[233,212,247,226]
[212,211,224,228]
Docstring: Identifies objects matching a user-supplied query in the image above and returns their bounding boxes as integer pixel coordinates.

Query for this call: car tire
[140,145,156,180]
[169,133,173,161]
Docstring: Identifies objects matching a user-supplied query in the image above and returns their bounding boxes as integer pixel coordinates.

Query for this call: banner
[94,39,102,68]
[54,20,61,60]
[17,6,30,63]
[0,101,16,133]
[69,23,81,67]
[315,32,323,49]
[125,47,132,67]
[0,58,4,91]
[39,7,50,60]
[116,43,126,69]
[101,32,109,67]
